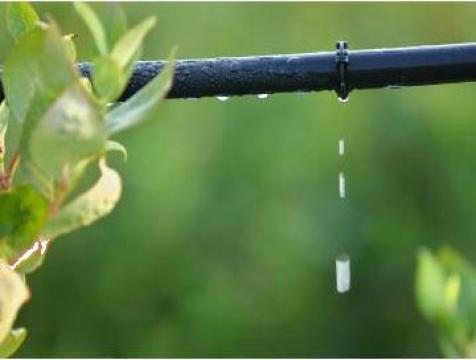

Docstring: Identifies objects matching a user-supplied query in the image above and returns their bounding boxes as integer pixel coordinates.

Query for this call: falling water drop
[257,93,269,99]
[339,172,346,199]
[216,96,229,102]
[339,139,345,156]
[335,253,351,293]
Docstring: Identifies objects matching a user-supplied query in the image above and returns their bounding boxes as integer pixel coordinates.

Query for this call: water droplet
[257,94,269,99]
[339,139,345,156]
[336,253,351,293]
[338,96,349,103]
[216,96,229,102]
[286,56,300,65]
[339,172,346,199]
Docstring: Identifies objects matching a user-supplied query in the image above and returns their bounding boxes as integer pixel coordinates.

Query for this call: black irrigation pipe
[1,41,476,102]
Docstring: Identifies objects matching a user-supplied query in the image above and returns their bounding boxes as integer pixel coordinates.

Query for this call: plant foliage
[416,247,476,357]
[0,2,175,356]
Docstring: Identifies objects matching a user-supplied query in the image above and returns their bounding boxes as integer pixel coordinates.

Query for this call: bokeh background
[1,1,476,357]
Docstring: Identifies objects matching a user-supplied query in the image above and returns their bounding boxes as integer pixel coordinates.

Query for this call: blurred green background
[2,1,476,357]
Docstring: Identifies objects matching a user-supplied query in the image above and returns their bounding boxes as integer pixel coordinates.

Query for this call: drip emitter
[1,41,476,102]
[335,41,349,102]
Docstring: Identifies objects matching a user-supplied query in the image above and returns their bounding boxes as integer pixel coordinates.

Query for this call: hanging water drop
[338,96,349,103]
[335,253,351,293]
[216,96,229,102]
[257,93,269,99]
[339,172,346,199]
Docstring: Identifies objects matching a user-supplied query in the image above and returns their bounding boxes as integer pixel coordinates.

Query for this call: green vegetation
[416,247,476,357]
[0,2,174,356]
[0,1,476,358]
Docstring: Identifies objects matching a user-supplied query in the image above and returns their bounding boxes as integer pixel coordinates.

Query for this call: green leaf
[3,27,45,123]
[0,187,49,263]
[0,328,27,358]
[438,247,476,328]
[35,23,82,103]
[73,2,108,55]
[3,22,78,123]
[80,77,94,94]
[93,47,140,104]
[111,16,156,69]
[6,2,39,41]
[92,56,125,103]
[0,265,29,344]
[4,22,105,193]
[106,48,176,134]
[103,3,127,46]
[42,159,121,239]
[29,83,106,179]
[63,33,78,62]
[444,273,461,314]
[105,140,127,161]
[415,248,447,322]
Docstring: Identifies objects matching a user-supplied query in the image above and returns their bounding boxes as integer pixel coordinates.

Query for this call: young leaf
[0,328,27,358]
[92,48,140,104]
[103,3,127,46]
[3,22,78,123]
[111,17,156,69]
[438,247,476,328]
[5,22,105,189]
[6,2,39,41]
[73,2,108,55]
[63,33,78,62]
[0,186,49,263]
[105,140,127,161]
[92,56,125,103]
[42,159,121,239]
[29,83,106,180]
[0,264,29,344]
[80,77,94,94]
[106,48,176,134]
[3,27,45,123]
[415,248,447,322]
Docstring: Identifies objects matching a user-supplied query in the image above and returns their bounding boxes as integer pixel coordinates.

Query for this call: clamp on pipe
[335,41,349,101]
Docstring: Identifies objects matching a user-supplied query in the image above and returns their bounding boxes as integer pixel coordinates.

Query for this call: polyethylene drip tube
[1,42,476,101]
